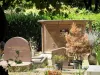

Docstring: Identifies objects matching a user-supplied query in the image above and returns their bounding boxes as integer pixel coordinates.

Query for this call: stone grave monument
[0,37,32,71]
[4,37,31,62]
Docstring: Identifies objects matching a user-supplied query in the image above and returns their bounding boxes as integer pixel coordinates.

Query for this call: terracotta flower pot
[88,53,97,65]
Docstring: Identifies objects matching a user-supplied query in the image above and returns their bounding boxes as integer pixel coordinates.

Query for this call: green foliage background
[5,6,100,51]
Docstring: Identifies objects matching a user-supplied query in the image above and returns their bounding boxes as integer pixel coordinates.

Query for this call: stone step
[0,60,32,72]
[63,66,73,69]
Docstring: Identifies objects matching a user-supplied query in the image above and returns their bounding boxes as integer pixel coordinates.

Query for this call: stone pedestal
[86,65,100,75]
[0,60,32,72]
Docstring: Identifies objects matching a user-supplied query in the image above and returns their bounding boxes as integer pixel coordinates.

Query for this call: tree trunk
[84,0,88,9]
[84,0,92,10]
[94,0,99,11]
[0,6,8,42]
[84,0,99,11]
[88,0,92,10]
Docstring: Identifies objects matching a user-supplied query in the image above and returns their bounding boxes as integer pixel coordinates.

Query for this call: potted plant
[95,45,100,65]
[65,24,91,69]
[92,37,100,65]
[88,53,97,65]
[52,55,66,70]
[87,31,99,65]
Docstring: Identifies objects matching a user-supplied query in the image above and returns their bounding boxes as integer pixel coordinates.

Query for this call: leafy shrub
[6,13,44,51]
[52,55,66,63]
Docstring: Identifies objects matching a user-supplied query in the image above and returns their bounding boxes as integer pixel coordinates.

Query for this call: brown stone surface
[4,37,31,62]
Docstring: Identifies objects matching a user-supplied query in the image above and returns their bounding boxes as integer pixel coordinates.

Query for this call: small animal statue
[88,53,97,65]
[0,66,8,75]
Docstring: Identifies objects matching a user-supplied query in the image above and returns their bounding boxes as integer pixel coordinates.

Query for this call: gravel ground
[9,72,74,75]
[9,68,86,75]
[9,72,44,75]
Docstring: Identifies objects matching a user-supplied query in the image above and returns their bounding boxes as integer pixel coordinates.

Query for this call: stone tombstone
[4,37,31,62]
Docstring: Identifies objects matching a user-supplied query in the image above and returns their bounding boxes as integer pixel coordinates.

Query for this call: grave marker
[4,37,31,62]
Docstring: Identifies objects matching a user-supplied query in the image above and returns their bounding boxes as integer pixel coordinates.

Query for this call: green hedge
[5,13,45,51]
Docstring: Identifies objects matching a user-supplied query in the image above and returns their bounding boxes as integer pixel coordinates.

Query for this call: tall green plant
[93,38,100,65]
[52,55,66,63]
